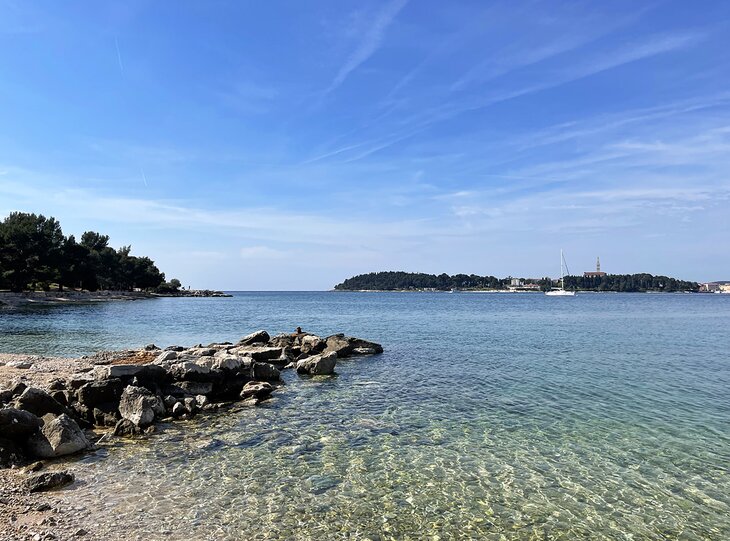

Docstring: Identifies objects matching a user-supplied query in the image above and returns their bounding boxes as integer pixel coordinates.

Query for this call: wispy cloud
[325,0,408,94]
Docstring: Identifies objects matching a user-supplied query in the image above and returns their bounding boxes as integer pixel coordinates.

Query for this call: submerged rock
[26,414,90,458]
[26,470,75,492]
[296,351,337,375]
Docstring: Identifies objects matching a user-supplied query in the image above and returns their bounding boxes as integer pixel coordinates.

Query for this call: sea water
[1,292,729,539]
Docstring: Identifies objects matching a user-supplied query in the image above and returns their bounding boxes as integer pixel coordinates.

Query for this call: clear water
[2,292,729,540]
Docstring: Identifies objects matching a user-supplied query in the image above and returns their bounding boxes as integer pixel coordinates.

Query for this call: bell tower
[596,257,601,273]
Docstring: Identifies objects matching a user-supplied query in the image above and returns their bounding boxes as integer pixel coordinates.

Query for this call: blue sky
[1,1,729,289]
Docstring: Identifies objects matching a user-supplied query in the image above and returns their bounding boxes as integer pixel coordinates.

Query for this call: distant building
[700,282,729,293]
[584,256,607,278]
[510,278,524,287]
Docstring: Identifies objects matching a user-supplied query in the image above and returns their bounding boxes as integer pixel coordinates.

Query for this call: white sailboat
[545,249,575,296]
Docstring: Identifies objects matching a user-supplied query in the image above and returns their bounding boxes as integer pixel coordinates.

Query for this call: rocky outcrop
[0,328,382,470]
[25,414,90,458]
[296,351,337,375]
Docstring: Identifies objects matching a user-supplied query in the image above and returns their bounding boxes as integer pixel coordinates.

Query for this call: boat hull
[545,290,576,296]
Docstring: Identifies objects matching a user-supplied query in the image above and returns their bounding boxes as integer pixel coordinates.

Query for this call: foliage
[334,271,699,292]
[0,212,165,292]
[156,278,182,293]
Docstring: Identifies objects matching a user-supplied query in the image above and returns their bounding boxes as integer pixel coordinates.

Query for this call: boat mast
[560,249,565,291]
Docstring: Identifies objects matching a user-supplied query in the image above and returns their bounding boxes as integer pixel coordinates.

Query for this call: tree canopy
[334,271,698,292]
[0,212,167,292]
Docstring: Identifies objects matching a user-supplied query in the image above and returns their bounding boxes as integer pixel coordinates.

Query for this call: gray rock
[183,397,197,413]
[165,345,185,352]
[169,361,213,381]
[240,381,274,400]
[26,414,90,458]
[113,419,141,437]
[251,362,280,381]
[171,402,186,417]
[77,378,124,407]
[93,364,168,382]
[195,394,209,408]
[13,387,67,417]
[26,471,75,493]
[163,395,178,408]
[237,330,270,346]
[0,408,43,439]
[118,385,165,427]
[143,344,160,351]
[154,350,178,364]
[92,406,119,427]
[7,360,33,369]
[296,351,337,375]
[234,346,283,361]
[162,381,214,397]
[352,347,378,355]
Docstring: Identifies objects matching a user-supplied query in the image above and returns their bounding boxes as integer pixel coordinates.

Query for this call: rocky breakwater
[0,329,382,470]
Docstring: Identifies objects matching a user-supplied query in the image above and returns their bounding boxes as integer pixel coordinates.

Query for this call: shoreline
[0,289,232,308]
[0,330,383,540]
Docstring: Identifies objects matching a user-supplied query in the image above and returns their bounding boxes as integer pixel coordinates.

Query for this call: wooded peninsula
[0,212,178,293]
[334,271,699,293]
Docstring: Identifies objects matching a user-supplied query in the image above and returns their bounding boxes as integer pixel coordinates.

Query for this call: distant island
[334,271,699,293]
[0,212,227,299]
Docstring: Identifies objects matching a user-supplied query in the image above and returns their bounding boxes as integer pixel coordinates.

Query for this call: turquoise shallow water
[2,292,729,539]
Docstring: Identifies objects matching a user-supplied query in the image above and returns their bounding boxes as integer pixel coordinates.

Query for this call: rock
[0,389,13,404]
[301,334,326,354]
[92,404,119,427]
[13,387,67,417]
[50,390,68,406]
[234,345,283,361]
[237,330,270,346]
[183,397,197,413]
[25,461,44,472]
[26,414,91,458]
[113,419,140,437]
[296,351,337,375]
[10,380,28,396]
[25,471,74,493]
[163,395,178,408]
[93,364,168,382]
[118,386,165,427]
[171,402,186,417]
[77,378,124,407]
[162,381,214,397]
[165,345,185,352]
[143,344,160,351]
[0,407,43,439]
[251,362,280,381]
[195,394,209,408]
[0,437,26,467]
[7,360,33,369]
[240,381,274,400]
[268,333,295,348]
[154,350,178,364]
[47,379,66,391]
[324,334,383,357]
[67,377,92,390]
[168,361,214,382]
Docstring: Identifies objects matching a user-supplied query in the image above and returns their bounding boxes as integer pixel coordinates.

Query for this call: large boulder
[240,381,274,400]
[118,386,165,427]
[77,378,124,408]
[251,362,280,381]
[26,414,91,458]
[237,330,270,346]
[13,387,67,417]
[0,407,43,440]
[296,351,337,375]
[26,471,75,492]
